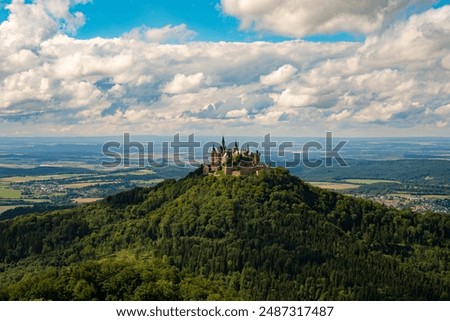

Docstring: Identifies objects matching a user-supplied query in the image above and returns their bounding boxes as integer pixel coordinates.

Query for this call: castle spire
[221,136,226,151]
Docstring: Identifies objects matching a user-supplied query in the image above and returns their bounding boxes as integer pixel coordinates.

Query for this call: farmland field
[130,179,165,185]
[345,179,401,185]
[0,174,85,183]
[62,181,106,189]
[106,169,155,177]
[0,206,21,214]
[308,182,360,190]
[71,198,103,204]
[0,188,21,199]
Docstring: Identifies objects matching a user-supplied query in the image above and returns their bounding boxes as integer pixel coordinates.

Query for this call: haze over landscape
[0,0,450,136]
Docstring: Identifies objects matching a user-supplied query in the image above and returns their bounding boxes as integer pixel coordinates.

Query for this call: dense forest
[0,167,449,300]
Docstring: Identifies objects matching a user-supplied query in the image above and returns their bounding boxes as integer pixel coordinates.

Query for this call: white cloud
[436,104,450,116]
[0,0,88,53]
[1,49,39,72]
[124,24,197,43]
[1,70,52,108]
[41,0,88,34]
[442,55,450,70]
[162,73,208,95]
[260,64,297,86]
[0,0,58,50]
[359,5,450,68]
[327,110,352,122]
[221,0,437,38]
[353,101,408,123]
[226,108,248,118]
[276,89,319,108]
[436,120,448,128]
[49,48,134,81]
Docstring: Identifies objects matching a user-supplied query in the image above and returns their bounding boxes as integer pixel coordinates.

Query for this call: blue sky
[0,0,449,137]
[71,0,450,42]
[73,0,295,42]
[75,0,245,41]
[83,0,449,41]
[0,0,289,42]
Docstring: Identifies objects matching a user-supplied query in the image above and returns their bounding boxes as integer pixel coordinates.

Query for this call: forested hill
[0,167,449,300]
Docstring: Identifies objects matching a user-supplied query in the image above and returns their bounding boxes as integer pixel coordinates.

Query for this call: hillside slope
[0,167,449,300]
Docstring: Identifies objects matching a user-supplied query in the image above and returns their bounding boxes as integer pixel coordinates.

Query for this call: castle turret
[211,145,218,166]
[253,150,260,166]
[233,141,239,157]
[221,136,226,152]
[242,143,249,157]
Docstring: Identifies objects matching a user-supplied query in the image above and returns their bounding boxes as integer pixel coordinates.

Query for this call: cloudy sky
[1,0,450,137]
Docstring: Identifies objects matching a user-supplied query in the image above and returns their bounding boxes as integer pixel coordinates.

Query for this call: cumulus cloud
[42,0,89,34]
[0,0,58,50]
[359,5,450,68]
[162,73,208,95]
[442,54,450,70]
[260,64,297,86]
[221,0,438,38]
[0,1,449,136]
[226,108,248,118]
[327,109,352,122]
[436,104,450,116]
[0,0,88,52]
[124,24,197,43]
[276,89,319,108]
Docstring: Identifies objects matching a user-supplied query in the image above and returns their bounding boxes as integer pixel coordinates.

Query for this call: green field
[130,179,165,185]
[0,164,37,169]
[0,174,87,183]
[71,198,103,204]
[62,181,102,189]
[422,195,450,200]
[38,162,102,170]
[309,179,401,191]
[309,182,360,190]
[25,199,52,203]
[0,188,22,199]
[105,169,155,177]
[0,206,17,214]
[345,179,400,185]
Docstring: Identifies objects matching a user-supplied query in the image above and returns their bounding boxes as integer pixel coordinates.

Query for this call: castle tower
[211,145,218,166]
[233,141,239,156]
[242,143,249,157]
[221,136,226,152]
[253,150,260,166]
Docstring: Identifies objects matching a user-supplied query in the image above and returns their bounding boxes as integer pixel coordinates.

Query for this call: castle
[203,137,267,176]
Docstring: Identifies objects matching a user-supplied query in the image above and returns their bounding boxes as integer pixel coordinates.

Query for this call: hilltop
[0,167,449,300]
